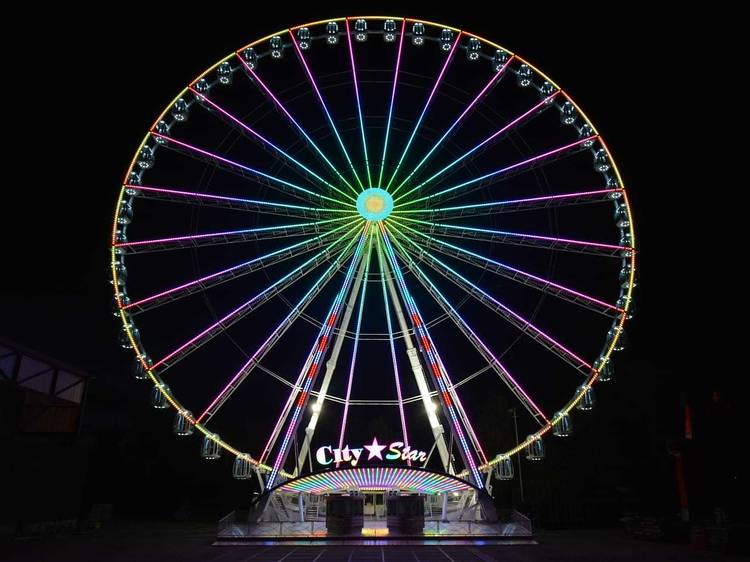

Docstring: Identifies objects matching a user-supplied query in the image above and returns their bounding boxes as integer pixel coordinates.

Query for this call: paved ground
[0,521,740,561]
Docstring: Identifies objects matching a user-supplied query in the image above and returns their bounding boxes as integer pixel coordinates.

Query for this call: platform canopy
[275,467,476,495]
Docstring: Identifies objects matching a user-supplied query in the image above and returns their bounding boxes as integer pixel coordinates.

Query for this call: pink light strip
[289,30,364,190]
[152,133,344,205]
[391,55,514,196]
[401,235,593,370]
[385,32,463,191]
[395,221,622,313]
[236,54,358,196]
[378,18,406,187]
[404,136,596,206]
[188,88,355,202]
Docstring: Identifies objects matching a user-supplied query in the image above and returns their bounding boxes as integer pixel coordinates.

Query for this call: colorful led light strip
[189,88,357,203]
[392,219,622,314]
[387,231,548,424]
[390,55,514,197]
[394,93,559,202]
[196,232,365,424]
[394,216,631,254]
[267,226,371,487]
[384,32,462,191]
[397,136,596,206]
[385,226,490,463]
[150,222,361,370]
[289,30,365,191]
[377,239,411,463]
[377,19,406,188]
[117,217,352,250]
[236,55,359,197]
[379,223,484,487]
[344,18,372,188]
[277,467,473,495]
[153,132,349,207]
[389,226,592,371]
[391,188,623,216]
[337,231,373,459]
[126,220,358,312]
[128,184,353,214]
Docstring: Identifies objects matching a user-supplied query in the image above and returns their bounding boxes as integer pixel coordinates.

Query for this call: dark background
[0,4,737,529]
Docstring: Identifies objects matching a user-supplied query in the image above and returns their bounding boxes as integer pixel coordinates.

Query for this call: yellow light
[364,194,386,214]
[361,528,389,537]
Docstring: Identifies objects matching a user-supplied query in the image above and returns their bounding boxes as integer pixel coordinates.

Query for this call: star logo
[363,437,386,460]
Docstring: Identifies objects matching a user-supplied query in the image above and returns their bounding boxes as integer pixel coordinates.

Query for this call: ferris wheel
[111,16,636,495]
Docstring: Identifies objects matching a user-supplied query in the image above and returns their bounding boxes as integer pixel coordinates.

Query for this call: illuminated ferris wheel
[111,16,636,500]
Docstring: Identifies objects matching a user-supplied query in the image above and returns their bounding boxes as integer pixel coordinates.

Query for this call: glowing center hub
[357,188,393,221]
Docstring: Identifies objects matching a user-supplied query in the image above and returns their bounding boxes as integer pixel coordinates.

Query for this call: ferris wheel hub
[357,188,393,221]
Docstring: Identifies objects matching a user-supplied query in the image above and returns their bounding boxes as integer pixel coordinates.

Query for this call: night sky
[2,5,736,523]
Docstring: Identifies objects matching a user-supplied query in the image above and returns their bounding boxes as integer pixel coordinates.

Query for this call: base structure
[217,467,532,543]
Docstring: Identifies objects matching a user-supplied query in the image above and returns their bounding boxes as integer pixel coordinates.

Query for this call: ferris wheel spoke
[383,230,491,462]
[189,88,357,203]
[384,32,462,192]
[394,216,632,258]
[147,233,359,373]
[290,30,365,191]
[196,228,368,427]
[153,132,351,208]
[125,220,360,314]
[265,226,371,487]
[127,184,358,219]
[389,226,593,375]
[344,18,372,188]
[337,230,373,456]
[236,54,360,197]
[377,19,406,188]
[387,230,548,427]
[376,238,411,457]
[394,93,559,202]
[391,219,622,316]
[390,55,514,198]
[396,135,596,207]
[379,223,486,488]
[392,188,624,219]
[117,217,354,254]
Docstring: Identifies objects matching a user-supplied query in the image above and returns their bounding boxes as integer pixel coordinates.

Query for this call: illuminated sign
[315,438,427,467]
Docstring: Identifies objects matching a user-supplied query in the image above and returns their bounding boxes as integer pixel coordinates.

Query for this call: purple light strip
[125,220,356,311]
[394,93,560,202]
[394,230,592,370]
[344,18,372,187]
[396,217,630,252]
[189,88,356,203]
[391,188,622,215]
[289,30,365,190]
[388,232,548,423]
[390,55,514,196]
[118,218,348,249]
[129,184,329,211]
[393,220,622,313]
[378,240,411,464]
[153,133,346,206]
[148,224,359,369]
[236,54,359,196]
[378,18,406,188]
[380,223,484,486]
[400,136,596,206]
[337,233,372,459]
[267,228,370,487]
[385,32,463,191]
[196,232,365,425]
